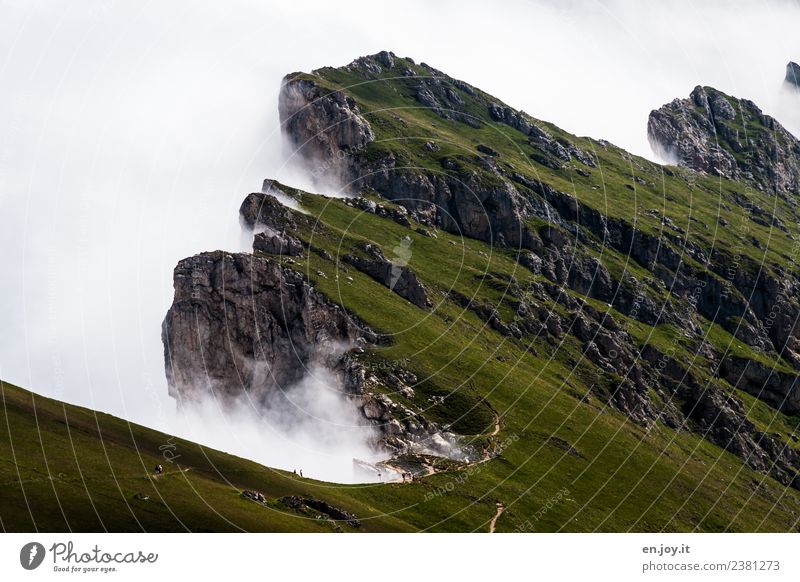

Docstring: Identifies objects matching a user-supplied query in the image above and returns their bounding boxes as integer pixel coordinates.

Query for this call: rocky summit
[159,51,800,530]
[648,85,800,197]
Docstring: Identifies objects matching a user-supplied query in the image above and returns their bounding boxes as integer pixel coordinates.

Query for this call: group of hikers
[153,462,415,484]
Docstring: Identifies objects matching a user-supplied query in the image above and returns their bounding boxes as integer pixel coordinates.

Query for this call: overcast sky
[1,0,798,432]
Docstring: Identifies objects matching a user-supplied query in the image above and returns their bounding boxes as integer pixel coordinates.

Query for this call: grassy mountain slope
[0,380,411,532]
[5,51,800,532]
[248,182,800,532]
[4,166,800,531]
[3,288,800,534]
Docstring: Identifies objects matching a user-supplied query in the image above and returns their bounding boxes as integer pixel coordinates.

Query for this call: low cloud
[173,366,385,483]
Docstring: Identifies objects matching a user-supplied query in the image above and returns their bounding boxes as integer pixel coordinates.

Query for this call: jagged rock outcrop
[240,181,301,231]
[718,356,800,413]
[241,185,308,257]
[281,496,361,528]
[162,251,366,406]
[412,77,482,128]
[346,196,411,227]
[786,61,800,89]
[648,85,800,195]
[488,102,596,168]
[348,160,537,249]
[278,76,374,184]
[253,230,304,256]
[354,381,465,457]
[343,244,431,309]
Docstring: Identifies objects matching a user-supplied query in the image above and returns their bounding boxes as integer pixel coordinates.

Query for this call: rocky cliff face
[162,251,366,406]
[278,77,374,185]
[648,85,800,196]
[162,51,800,496]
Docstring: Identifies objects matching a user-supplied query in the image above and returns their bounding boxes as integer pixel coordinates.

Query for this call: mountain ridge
[165,50,800,495]
[7,51,800,532]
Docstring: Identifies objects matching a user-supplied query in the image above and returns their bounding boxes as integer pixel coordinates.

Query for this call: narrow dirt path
[476,411,501,439]
[480,413,502,461]
[489,502,505,533]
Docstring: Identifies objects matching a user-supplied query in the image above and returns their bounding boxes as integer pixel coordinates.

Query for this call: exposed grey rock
[344,51,398,75]
[282,496,361,527]
[240,189,310,257]
[529,178,793,348]
[718,356,800,413]
[162,249,456,454]
[355,387,472,458]
[343,246,431,309]
[374,50,394,69]
[642,345,800,489]
[411,78,481,128]
[162,252,365,406]
[253,231,304,256]
[517,252,542,275]
[240,189,298,232]
[349,159,537,249]
[279,76,375,184]
[488,102,596,167]
[350,197,411,227]
[488,101,532,134]
[279,73,544,251]
[242,489,266,504]
[476,144,498,157]
[648,87,738,180]
[648,85,800,195]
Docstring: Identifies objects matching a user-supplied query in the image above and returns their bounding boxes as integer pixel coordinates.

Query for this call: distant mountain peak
[648,85,800,196]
